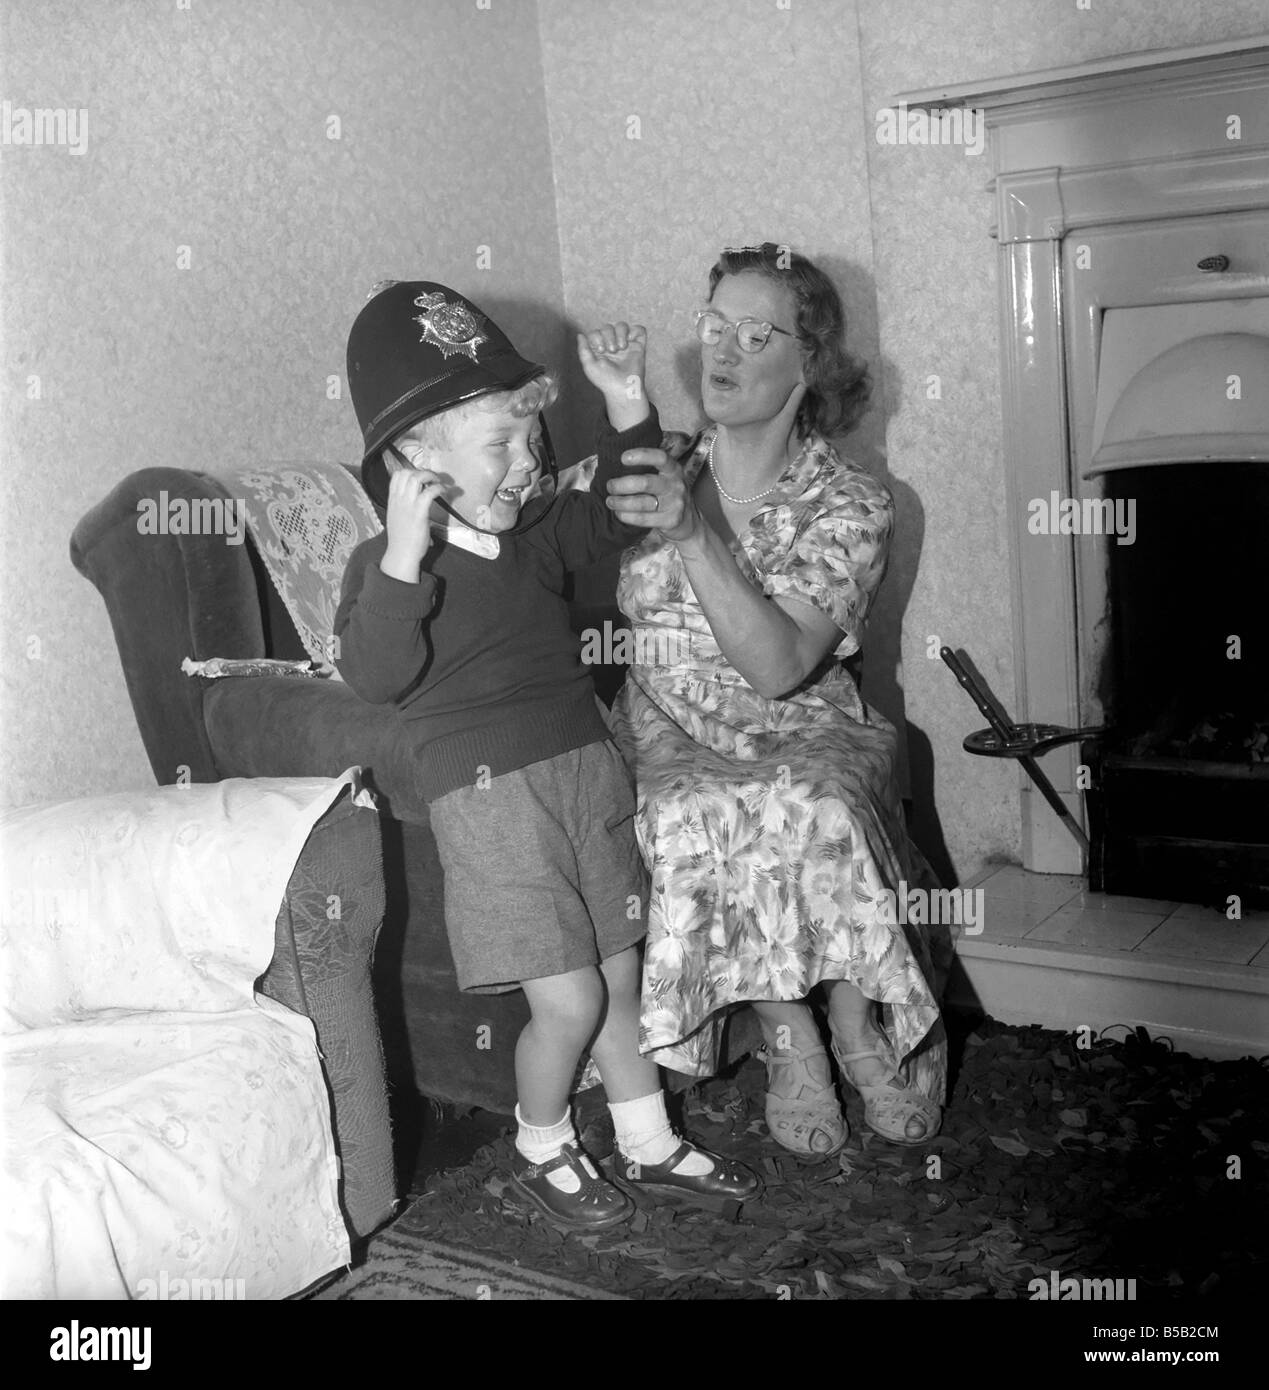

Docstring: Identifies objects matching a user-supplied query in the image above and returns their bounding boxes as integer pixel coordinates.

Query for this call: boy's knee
[526,970,604,1039]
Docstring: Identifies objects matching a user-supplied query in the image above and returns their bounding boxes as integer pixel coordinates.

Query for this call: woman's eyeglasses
[694,308,796,354]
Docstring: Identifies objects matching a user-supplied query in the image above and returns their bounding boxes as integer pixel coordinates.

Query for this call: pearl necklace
[706,434,781,506]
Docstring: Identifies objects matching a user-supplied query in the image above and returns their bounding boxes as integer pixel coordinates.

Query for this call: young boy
[335,281,758,1229]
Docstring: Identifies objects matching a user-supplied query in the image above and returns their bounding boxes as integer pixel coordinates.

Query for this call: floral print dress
[607,428,950,1103]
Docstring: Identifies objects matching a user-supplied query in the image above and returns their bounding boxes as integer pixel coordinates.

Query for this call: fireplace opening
[1085,461,1269,909]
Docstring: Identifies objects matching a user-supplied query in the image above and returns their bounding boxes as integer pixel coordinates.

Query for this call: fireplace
[1085,460,1269,907]
[1074,268,1269,910]
[898,37,1269,891]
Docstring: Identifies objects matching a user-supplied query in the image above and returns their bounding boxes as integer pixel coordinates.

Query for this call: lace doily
[222,463,383,677]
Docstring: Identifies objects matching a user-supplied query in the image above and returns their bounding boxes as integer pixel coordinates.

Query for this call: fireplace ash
[1130,711,1269,765]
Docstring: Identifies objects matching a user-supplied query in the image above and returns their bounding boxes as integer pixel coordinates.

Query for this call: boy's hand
[578,323,650,432]
[380,453,445,582]
[605,448,700,545]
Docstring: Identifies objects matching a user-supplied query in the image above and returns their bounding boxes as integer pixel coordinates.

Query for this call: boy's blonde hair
[393,372,559,455]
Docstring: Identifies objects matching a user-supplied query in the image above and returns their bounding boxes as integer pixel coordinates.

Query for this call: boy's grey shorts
[428,739,649,994]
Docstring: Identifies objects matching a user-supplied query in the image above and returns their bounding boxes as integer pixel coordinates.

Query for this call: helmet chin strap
[385,414,558,539]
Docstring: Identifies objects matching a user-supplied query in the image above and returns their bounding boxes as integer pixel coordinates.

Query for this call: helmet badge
[413,291,487,362]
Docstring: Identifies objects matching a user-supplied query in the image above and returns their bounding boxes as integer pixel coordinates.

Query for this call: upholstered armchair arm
[202,677,429,823]
[70,468,267,785]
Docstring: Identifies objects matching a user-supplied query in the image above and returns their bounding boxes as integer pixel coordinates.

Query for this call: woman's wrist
[668,509,708,553]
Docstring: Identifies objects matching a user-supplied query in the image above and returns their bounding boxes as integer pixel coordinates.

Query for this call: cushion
[259,796,396,1237]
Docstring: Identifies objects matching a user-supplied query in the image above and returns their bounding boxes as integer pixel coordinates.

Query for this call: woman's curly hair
[708,243,871,440]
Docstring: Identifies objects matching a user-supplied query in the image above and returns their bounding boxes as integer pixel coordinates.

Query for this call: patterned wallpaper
[4,0,1265,879]
[0,0,565,806]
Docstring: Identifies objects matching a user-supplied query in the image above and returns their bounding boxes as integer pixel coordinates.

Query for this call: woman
[600,243,950,1157]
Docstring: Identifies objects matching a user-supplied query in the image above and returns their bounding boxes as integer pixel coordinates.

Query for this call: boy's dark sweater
[334,407,662,804]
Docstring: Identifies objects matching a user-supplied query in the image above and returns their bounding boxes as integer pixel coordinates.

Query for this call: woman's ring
[651,495,659,510]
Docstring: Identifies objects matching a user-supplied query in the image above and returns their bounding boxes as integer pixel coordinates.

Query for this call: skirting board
[948,937,1269,1062]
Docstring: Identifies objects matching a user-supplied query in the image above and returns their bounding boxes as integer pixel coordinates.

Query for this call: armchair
[1,774,392,1298]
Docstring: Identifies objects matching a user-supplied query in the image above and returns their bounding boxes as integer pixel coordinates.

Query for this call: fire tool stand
[940,647,1105,858]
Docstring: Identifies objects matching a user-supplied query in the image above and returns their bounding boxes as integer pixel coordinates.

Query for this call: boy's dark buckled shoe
[509,1142,634,1231]
[611,1140,762,1209]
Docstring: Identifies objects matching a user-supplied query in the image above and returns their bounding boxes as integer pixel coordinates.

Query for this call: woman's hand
[578,323,650,433]
[380,453,446,582]
[605,447,701,544]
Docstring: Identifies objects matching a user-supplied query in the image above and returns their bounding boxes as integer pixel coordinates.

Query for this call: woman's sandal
[831,1033,942,1147]
[757,1042,849,1161]
[509,1141,634,1230]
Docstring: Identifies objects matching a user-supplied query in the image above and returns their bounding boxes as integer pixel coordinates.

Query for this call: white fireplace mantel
[896,40,1269,874]
[896,38,1269,110]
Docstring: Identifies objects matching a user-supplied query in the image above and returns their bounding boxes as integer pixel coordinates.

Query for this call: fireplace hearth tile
[1066,889,1182,916]
[1024,903,1166,952]
[973,895,1066,941]
[1162,903,1269,927]
[968,865,1084,910]
[1136,914,1269,967]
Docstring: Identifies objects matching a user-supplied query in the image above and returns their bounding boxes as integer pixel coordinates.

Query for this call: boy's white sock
[515,1105,598,1193]
[608,1092,713,1175]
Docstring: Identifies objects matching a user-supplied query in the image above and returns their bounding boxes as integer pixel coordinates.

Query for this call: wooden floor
[949,865,1269,1060]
